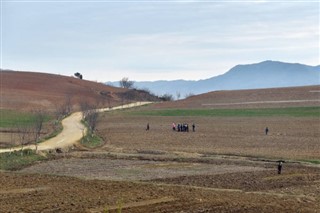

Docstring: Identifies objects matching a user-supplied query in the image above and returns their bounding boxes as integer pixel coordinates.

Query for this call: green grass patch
[0,149,46,171]
[0,109,51,128]
[81,134,104,148]
[127,107,320,117]
[300,159,320,165]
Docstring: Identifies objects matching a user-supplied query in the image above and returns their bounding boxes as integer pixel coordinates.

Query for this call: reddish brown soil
[1,160,319,213]
[150,85,320,109]
[2,112,316,212]
[0,71,135,111]
[1,73,319,212]
[98,115,320,160]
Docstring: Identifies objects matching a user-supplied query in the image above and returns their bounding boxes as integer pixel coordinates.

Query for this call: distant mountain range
[107,61,320,98]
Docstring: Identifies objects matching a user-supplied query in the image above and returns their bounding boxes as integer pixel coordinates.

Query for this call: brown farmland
[1,80,320,212]
[0,71,159,112]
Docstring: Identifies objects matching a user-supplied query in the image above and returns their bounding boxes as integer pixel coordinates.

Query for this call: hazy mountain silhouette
[107,61,320,98]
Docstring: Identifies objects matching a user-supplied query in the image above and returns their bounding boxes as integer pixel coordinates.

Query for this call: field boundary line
[0,186,50,194]
[89,196,175,212]
[142,182,318,202]
[202,99,320,106]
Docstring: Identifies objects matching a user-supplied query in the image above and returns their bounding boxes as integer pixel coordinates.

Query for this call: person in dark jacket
[277,161,283,174]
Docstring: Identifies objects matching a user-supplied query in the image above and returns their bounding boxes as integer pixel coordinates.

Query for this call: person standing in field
[265,127,269,135]
[278,161,283,174]
[172,123,176,131]
[146,123,149,131]
[192,123,195,132]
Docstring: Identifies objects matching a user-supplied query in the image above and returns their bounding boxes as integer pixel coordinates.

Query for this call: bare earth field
[1,158,319,212]
[1,85,320,212]
[0,71,125,111]
[150,85,320,109]
[98,115,320,160]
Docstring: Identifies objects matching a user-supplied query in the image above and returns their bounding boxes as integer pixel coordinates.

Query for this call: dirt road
[0,102,152,153]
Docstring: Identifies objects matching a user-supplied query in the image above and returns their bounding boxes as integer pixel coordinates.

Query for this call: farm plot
[1,106,319,212]
[1,159,319,212]
[0,109,56,148]
[97,111,320,161]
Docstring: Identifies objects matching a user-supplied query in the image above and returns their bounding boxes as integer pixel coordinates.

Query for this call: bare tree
[80,102,91,119]
[32,109,46,152]
[159,93,174,101]
[54,104,64,120]
[80,102,98,135]
[10,129,15,154]
[106,95,112,109]
[16,124,31,155]
[99,91,113,109]
[176,91,181,100]
[185,93,195,99]
[119,77,134,89]
[64,94,73,115]
[74,72,83,79]
[86,110,98,135]
[52,102,68,135]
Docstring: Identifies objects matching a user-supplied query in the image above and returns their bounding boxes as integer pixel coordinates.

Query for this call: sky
[1,0,319,82]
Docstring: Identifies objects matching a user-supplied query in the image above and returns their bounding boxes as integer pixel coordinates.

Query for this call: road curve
[0,102,152,153]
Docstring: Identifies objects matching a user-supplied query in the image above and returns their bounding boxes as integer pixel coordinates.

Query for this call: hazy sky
[1,0,319,82]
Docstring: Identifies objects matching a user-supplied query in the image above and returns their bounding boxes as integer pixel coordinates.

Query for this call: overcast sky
[1,0,319,82]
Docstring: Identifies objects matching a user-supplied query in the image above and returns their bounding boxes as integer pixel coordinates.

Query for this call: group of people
[172,122,195,132]
[146,123,284,174]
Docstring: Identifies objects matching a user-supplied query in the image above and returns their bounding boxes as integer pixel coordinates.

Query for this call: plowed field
[1,159,319,213]
[1,85,319,212]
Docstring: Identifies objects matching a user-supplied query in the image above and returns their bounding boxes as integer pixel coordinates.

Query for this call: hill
[0,71,159,111]
[109,61,319,98]
[149,85,320,109]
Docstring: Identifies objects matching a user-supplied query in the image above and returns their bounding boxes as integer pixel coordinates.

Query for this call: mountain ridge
[107,60,320,98]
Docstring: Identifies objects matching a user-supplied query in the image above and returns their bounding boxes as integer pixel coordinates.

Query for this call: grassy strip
[80,120,104,148]
[0,109,52,128]
[300,159,320,165]
[0,149,46,171]
[128,106,320,117]
[81,134,104,148]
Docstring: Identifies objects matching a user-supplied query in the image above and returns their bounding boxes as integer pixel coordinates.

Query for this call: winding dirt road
[0,102,152,153]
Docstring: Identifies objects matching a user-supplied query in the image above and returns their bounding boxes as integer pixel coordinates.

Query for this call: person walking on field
[277,161,283,174]
[146,123,149,131]
[192,123,195,132]
[265,127,269,135]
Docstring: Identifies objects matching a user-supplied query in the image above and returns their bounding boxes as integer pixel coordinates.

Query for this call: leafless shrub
[80,102,98,135]
[119,77,134,89]
[31,109,47,151]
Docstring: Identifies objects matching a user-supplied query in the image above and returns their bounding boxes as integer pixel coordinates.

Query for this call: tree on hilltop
[119,77,134,89]
[74,72,83,79]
